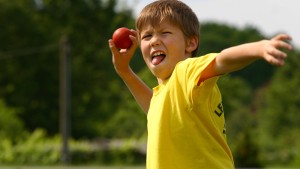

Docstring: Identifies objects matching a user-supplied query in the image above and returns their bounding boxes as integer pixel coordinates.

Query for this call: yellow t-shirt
[147,53,234,169]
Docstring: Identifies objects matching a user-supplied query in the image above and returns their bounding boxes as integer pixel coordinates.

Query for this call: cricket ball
[112,27,135,49]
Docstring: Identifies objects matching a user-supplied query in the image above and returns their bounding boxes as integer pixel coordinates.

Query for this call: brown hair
[136,0,200,57]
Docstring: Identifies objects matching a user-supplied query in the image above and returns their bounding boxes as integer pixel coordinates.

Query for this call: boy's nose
[150,36,161,46]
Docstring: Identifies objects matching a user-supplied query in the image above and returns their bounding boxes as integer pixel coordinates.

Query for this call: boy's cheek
[141,44,150,56]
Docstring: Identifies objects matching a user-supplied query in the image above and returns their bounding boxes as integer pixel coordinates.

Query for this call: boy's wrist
[257,40,268,58]
[116,66,134,79]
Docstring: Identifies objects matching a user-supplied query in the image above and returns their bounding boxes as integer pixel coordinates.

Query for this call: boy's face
[140,21,193,84]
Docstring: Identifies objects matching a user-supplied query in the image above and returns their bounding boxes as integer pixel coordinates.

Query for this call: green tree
[101,67,155,139]
[0,0,139,138]
[256,49,300,167]
[0,100,24,142]
[218,75,264,167]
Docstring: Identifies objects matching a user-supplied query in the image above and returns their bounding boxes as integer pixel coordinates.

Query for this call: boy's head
[136,0,200,57]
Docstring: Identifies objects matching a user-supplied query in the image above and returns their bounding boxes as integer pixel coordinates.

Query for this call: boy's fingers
[271,36,293,51]
[273,34,292,41]
[272,40,292,51]
[280,41,293,50]
[267,48,286,60]
[129,35,139,48]
[266,54,285,67]
[108,39,122,63]
[273,34,293,49]
[108,39,118,53]
[130,29,138,38]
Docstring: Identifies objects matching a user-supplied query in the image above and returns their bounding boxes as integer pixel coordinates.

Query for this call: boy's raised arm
[201,34,293,80]
[108,31,152,114]
[215,34,293,74]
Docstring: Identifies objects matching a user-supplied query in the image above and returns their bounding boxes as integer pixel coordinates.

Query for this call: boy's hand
[261,34,293,66]
[108,29,139,77]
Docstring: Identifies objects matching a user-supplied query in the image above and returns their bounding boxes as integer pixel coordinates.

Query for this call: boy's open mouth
[151,51,166,65]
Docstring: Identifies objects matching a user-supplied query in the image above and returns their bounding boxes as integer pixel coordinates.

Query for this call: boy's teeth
[153,52,164,56]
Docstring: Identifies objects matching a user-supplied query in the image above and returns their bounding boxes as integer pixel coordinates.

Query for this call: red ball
[112,27,135,49]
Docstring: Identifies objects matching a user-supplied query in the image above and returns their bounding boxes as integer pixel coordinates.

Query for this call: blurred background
[0,0,299,168]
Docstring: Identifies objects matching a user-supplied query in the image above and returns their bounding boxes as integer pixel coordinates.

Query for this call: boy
[108,0,292,168]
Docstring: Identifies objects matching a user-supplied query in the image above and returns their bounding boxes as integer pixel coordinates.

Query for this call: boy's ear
[186,36,199,53]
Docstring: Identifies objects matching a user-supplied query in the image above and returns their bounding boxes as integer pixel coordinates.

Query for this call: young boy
[108,0,292,168]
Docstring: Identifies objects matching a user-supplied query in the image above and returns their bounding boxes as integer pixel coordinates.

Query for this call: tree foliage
[0,0,138,138]
[0,100,24,142]
[256,49,300,167]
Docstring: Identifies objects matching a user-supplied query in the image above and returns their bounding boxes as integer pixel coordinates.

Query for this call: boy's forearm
[118,68,152,114]
[108,35,151,113]
[216,41,262,73]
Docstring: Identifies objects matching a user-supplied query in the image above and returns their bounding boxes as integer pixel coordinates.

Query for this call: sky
[118,0,300,49]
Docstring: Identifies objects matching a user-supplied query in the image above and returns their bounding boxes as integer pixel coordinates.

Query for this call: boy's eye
[142,34,152,40]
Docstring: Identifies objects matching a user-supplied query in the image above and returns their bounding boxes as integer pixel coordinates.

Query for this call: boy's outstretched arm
[202,34,293,80]
[108,30,152,114]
